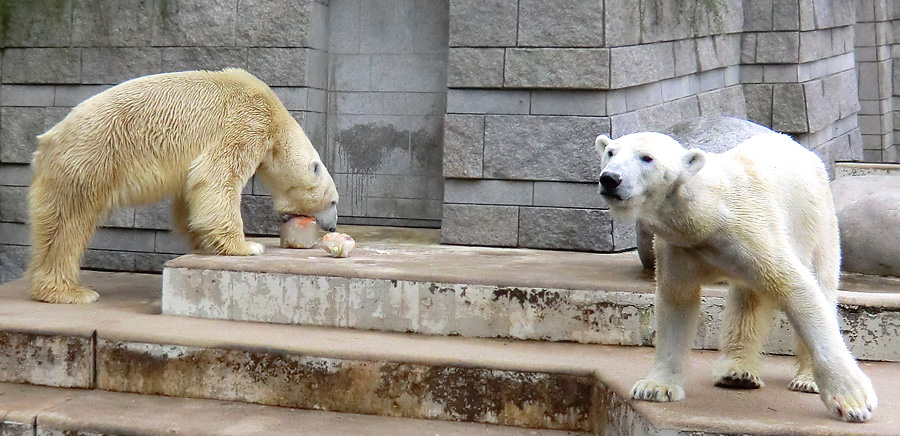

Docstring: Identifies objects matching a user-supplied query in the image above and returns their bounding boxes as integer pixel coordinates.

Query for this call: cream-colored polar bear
[595,132,877,422]
[29,68,338,304]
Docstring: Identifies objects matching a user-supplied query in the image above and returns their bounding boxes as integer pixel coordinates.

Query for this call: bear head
[257,126,340,232]
[594,132,705,220]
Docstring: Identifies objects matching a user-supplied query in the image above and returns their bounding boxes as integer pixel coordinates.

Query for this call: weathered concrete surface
[1,383,585,436]
[831,175,900,277]
[163,232,900,362]
[2,273,900,434]
[835,162,900,179]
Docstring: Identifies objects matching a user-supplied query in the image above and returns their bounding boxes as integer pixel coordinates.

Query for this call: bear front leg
[171,193,203,251]
[631,245,703,402]
[777,263,877,422]
[185,159,264,257]
[713,287,774,389]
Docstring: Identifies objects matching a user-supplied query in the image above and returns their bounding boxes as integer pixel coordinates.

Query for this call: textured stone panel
[698,86,747,119]
[743,84,774,127]
[1,85,54,107]
[743,0,773,31]
[441,204,518,247]
[0,0,73,47]
[447,48,504,88]
[517,0,603,47]
[0,186,27,224]
[443,115,484,178]
[446,90,529,115]
[444,180,533,205]
[246,48,308,87]
[96,338,596,432]
[240,195,279,236]
[357,0,416,53]
[772,83,809,133]
[161,47,247,72]
[1,49,80,84]
[135,253,179,273]
[505,49,609,89]
[0,331,91,388]
[82,249,137,271]
[603,0,640,46]
[151,0,236,46]
[484,115,609,182]
[530,91,606,116]
[0,164,32,186]
[53,85,111,107]
[532,182,606,209]
[519,207,613,252]
[236,0,311,47]
[81,48,162,85]
[609,43,675,88]
[448,0,518,47]
[162,268,233,319]
[88,228,155,252]
[804,78,841,132]
[639,0,693,43]
[0,244,29,284]
[755,32,800,63]
[72,0,153,46]
[371,54,447,92]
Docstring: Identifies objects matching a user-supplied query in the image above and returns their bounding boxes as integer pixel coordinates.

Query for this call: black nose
[327,226,337,233]
[599,172,622,191]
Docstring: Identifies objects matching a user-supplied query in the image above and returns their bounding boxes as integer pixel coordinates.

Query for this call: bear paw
[820,375,878,423]
[221,241,266,256]
[713,367,764,390]
[789,373,819,393]
[630,379,685,402]
[32,285,99,304]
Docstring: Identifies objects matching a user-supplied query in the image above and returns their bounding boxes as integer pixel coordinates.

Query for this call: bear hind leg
[790,338,818,393]
[27,187,102,304]
[713,287,774,389]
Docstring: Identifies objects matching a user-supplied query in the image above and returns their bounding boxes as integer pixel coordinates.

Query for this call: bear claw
[713,368,764,390]
[789,373,819,393]
[630,379,685,402]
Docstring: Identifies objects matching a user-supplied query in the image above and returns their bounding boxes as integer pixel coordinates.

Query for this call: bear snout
[599,172,623,191]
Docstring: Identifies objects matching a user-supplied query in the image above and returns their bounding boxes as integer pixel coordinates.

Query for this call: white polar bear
[595,132,877,422]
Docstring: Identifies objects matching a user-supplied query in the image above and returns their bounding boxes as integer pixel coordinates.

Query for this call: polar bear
[595,132,877,422]
[28,68,339,304]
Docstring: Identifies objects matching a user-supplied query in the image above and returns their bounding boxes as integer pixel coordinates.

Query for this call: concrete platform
[1,272,900,435]
[0,382,580,436]
[162,226,900,361]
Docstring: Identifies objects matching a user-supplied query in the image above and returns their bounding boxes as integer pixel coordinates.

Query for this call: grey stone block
[697,35,740,71]
[81,48,162,85]
[505,49,610,89]
[0,107,70,164]
[640,1,691,42]
[413,0,450,54]
[0,222,28,245]
[610,96,700,137]
[533,182,606,209]
[674,39,699,77]
[831,176,900,276]
[272,87,308,112]
[135,253,179,273]
[772,83,809,133]
[0,0,73,47]
[660,75,700,102]
[699,69,725,92]
[743,0,773,31]
[336,174,438,200]
[328,0,361,54]
[365,197,442,221]
[0,186,27,223]
[448,0,518,47]
[799,29,833,63]
[855,22,876,47]
[441,204,518,247]
[100,207,135,228]
[161,48,247,72]
[151,0,236,46]
[444,179,533,205]
[530,91,606,116]
[357,0,415,54]
[804,78,842,132]
[697,86,746,119]
[625,82,663,111]
[604,0,640,46]
[154,230,192,255]
[82,249,136,271]
[518,207,613,252]
[371,54,447,92]
[837,70,861,118]
[447,48,504,88]
[88,228,155,252]
[446,89,529,115]
[247,48,308,87]
[1,49,80,84]
[54,85,111,106]
[517,0,603,47]
[443,114,484,178]
[307,89,327,113]
[0,164,32,186]
[610,43,674,88]
[330,55,371,91]
[72,0,153,46]
[740,33,757,64]
[236,0,311,47]
[0,244,29,284]
[134,199,172,230]
[484,115,609,182]
[241,195,279,236]
[771,0,799,30]
[0,85,55,107]
[763,64,799,83]
[755,32,800,63]
[613,219,637,251]
[335,92,444,116]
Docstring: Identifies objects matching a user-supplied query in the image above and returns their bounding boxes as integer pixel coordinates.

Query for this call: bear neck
[640,174,719,248]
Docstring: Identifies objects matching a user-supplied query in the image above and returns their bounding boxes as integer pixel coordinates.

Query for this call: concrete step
[835,161,900,178]
[162,227,900,362]
[0,382,579,436]
[1,272,900,435]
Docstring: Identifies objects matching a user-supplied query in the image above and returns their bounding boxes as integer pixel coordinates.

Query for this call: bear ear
[309,158,323,179]
[682,149,706,177]
[595,134,612,154]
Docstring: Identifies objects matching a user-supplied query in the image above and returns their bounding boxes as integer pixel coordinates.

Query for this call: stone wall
[0,0,898,283]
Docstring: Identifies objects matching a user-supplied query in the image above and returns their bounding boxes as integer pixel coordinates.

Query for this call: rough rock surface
[831,175,900,277]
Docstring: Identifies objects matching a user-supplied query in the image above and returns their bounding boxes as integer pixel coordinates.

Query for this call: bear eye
[640,154,653,163]
[606,150,614,157]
